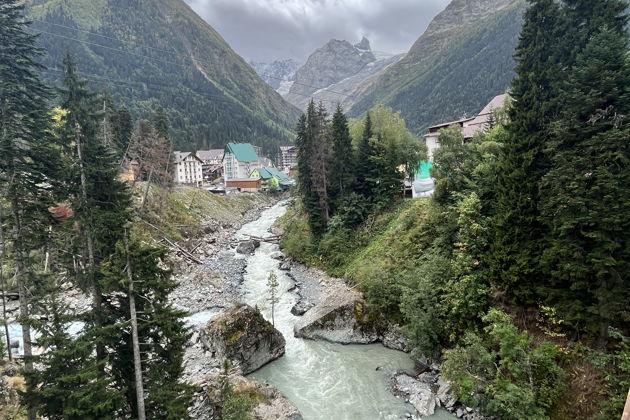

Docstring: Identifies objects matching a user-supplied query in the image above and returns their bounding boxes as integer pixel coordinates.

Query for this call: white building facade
[173,152,203,186]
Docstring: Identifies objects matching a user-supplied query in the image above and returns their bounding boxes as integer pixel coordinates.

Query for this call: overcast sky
[184,0,451,63]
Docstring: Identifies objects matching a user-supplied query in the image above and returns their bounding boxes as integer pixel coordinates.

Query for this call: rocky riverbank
[390,361,488,420]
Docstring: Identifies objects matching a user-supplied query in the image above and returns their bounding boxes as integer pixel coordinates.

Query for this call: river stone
[270,251,285,260]
[200,304,285,375]
[290,301,314,316]
[250,379,304,420]
[293,289,380,344]
[236,240,257,254]
[393,373,436,418]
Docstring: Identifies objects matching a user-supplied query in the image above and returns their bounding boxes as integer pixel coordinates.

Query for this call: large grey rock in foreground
[200,304,285,375]
[293,289,380,344]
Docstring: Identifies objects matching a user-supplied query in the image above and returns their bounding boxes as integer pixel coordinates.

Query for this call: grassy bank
[134,184,279,243]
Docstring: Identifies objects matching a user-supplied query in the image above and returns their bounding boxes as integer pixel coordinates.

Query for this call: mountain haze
[250,59,302,95]
[27,0,301,153]
[349,0,525,133]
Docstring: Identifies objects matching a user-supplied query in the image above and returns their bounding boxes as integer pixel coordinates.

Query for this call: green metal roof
[266,167,289,180]
[254,167,289,180]
[225,143,259,162]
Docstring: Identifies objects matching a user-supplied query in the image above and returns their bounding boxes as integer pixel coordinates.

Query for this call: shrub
[443,309,566,419]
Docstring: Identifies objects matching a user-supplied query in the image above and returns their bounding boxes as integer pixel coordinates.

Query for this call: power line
[35,32,339,106]
[30,18,183,58]
[30,19,349,98]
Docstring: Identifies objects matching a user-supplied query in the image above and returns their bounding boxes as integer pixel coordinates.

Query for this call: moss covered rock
[200,304,285,375]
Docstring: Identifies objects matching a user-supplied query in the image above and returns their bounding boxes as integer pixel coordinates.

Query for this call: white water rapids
[236,201,455,420]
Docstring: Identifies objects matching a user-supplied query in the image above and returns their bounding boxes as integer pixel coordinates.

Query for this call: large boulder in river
[236,240,260,254]
[200,304,285,374]
[293,289,380,344]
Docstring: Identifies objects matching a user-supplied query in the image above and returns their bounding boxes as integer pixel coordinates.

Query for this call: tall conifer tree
[329,104,355,210]
[0,3,61,417]
[539,21,630,347]
[355,112,376,200]
[489,0,563,300]
[296,102,327,235]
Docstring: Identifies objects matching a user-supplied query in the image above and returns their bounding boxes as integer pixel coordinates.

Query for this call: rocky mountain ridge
[283,37,401,111]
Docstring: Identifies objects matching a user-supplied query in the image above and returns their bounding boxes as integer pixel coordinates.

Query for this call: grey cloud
[184,0,450,62]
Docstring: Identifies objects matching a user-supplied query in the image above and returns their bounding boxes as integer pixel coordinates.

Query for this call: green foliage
[443,310,566,419]
[25,316,123,419]
[584,329,630,418]
[217,360,253,420]
[222,393,253,420]
[329,105,356,212]
[101,237,192,419]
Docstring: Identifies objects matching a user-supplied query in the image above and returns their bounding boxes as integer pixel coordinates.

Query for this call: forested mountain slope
[349,0,525,134]
[26,0,301,153]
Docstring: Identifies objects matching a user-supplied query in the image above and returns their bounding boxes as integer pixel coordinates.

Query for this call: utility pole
[124,229,146,420]
[622,387,630,420]
[0,203,11,360]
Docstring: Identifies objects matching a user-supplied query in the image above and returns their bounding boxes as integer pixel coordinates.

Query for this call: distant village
[170,143,297,193]
[165,94,504,196]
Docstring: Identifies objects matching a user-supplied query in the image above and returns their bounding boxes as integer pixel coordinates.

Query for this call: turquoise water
[238,202,456,420]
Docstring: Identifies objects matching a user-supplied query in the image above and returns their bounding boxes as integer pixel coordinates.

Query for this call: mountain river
[236,201,455,420]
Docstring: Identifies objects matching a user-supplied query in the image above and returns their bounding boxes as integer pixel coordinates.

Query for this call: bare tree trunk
[10,201,36,420]
[0,203,11,360]
[140,167,154,213]
[596,279,609,350]
[124,230,146,420]
[76,125,105,369]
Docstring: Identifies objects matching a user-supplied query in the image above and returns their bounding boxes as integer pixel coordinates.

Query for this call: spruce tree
[355,112,376,200]
[296,103,326,235]
[101,237,192,419]
[489,0,563,300]
[329,104,356,211]
[153,106,171,140]
[310,103,331,222]
[23,289,122,420]
[0,3,61,417]
[539,23,630,347]
[57,58,134,410]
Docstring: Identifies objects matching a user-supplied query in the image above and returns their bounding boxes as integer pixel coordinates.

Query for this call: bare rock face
[200,304,285,375]
[293,289,380,344]
[285,38,377,109]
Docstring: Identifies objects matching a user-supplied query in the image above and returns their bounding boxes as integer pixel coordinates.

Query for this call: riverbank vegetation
[283,1,630,418]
